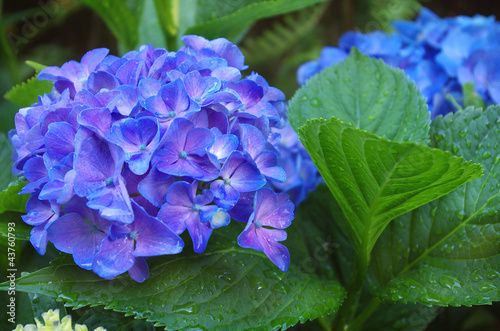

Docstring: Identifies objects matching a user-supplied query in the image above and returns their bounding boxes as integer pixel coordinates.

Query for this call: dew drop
[434,130,446,142]
[452,143,460,154]
[438,274,461,290]
[419,294,440,306]
[391,293,404,301]
[455,210,466,221]
[478,282,496,292]
[172,302,200,314]
[310,98,321,107]
[272,283,291,294]
[248,275,267,291]
[264,269,283,281]
[216,270,235,283]
[459,129,468,137]
[57,293,78,303]
[482,151,492,159]
[487,270,500,280]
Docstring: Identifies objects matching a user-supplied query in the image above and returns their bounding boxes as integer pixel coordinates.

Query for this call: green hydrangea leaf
[363,302,439,331]
[369,105,500,306]
[299,117,482,264]
[27,293,68,325]
[4,75,53,108]
[78,0,138,51]
[0,178,29,214]
[76,306,156,331]
[289,49,430,144]
[0,226,345,330]
[25,60,48,72]
[0,213,31,241]
[183,0,328,43]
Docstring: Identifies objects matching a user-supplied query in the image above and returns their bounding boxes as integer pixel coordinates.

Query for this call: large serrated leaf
[369,105,500,306]
[4,75,53,108]
[289,49,430,144]
[77,0,138,51]
[76,306,156,331]
[184,0,327,43]
[0,226,345,330]
[299,117,482,263]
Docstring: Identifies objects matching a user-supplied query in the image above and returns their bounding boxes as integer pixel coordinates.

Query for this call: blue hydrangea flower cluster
[9,36,297,281]
[268,123,321,206]
[297,7,500,119]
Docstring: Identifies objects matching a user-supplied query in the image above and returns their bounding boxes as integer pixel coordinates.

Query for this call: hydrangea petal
[92,236,135,279]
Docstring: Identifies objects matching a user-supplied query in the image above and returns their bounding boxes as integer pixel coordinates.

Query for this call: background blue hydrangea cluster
[9,36,320,281]
[297,7,500,119]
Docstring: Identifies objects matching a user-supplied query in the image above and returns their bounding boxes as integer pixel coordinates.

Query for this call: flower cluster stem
[332,252,369,330]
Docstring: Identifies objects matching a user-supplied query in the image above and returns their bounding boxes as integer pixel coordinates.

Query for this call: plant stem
[318,315,332,331]
[346,297,381,331]
[332,257,367,330]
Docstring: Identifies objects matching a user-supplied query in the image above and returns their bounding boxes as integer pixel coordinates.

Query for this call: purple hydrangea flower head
[38,48,109,97]
[38,153,75,204]
[92,200,183,280]
[22,192,60,255]
[152,118,218,180]
[158,181,218,253]
[107,117,161,175]
[180,35,247,70]
[74,137,133,223]
[239,124,286,183]
[143,78,200,124]
[47,196,110,269]
[11,35,295,280]
[210,151,266,209]
[10,89,72,174]
[238,187,294,272]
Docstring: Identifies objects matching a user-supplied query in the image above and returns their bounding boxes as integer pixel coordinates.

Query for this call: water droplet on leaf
[310,98,321,107]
